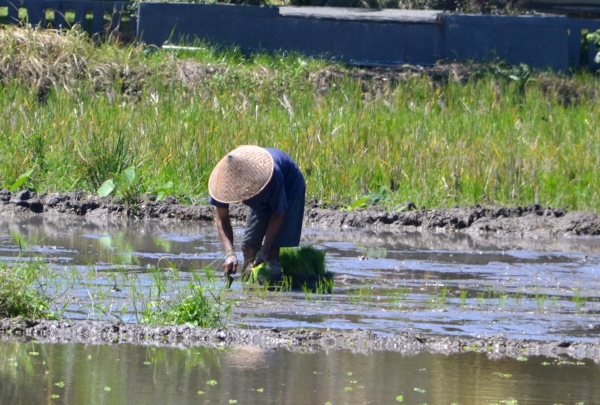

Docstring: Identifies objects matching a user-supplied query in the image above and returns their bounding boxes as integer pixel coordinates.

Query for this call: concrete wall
[137,3,600,71]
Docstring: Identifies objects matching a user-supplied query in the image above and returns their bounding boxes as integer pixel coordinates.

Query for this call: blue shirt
[209,148,305,219]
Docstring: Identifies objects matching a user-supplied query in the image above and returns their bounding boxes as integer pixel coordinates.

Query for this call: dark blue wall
[137,3,600,71]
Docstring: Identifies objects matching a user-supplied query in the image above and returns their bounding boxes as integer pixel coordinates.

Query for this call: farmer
[208,145,306,282]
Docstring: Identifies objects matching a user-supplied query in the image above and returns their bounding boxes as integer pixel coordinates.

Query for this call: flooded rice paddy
[1,216,600,342]
[2,339,600,405]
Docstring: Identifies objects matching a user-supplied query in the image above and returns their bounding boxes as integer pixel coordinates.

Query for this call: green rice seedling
[535,289,546,310]
[459,289,468,307]
[315,277,334,296]
[279,246,326,277]
[301,283,314,301]
[140,280,231,327]
[388,286,409,308]
[245,262,272,285]
[498,292,508,309]
[428,286,448,309]
[572,288,588,312]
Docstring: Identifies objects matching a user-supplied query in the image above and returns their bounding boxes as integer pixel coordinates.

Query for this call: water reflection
[1,340,599,405]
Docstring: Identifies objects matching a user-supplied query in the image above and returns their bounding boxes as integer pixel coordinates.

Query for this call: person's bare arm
[215,207,238,274]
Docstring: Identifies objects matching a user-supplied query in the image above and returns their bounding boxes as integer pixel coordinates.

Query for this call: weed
[140,278,231,327]
[97,165,144,206]
[0,260,63,319]
[1,25,600,210]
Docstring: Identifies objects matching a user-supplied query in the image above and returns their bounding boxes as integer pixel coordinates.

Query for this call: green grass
[280,246,326,277]
[0,261,60,319]
[1,25,600,212]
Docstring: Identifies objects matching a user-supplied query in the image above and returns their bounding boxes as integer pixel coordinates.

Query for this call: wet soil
[2,318,600,363]
[3,189,600,238]
[2,189,600,360]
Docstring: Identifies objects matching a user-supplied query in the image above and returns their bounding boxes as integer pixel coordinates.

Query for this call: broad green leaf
[122,166,137,187]
[98,179,116,197]
[9,169,34,192]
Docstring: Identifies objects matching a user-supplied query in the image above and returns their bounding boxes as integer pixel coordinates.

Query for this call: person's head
[208,145,274,203]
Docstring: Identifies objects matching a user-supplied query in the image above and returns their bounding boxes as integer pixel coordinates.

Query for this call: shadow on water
[1,340,599,405]
[1,216,600,340]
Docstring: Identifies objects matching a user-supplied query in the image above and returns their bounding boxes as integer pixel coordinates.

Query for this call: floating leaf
[104,386,111,392]
[197,391,204,395]
[396,395,404,402]
[256,388,264,393]
[207,380,218,385]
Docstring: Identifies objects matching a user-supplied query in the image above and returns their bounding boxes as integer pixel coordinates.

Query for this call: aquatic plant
[0,261,61,319]
[137,269,232,327]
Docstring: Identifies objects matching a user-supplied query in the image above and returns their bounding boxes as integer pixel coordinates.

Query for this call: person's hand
[253,249,269,267]
[223,253,238,275]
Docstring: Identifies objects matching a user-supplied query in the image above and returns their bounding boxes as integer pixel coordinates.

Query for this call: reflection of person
[208,145,306,282]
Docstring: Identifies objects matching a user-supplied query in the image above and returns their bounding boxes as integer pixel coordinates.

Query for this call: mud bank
[2,318,600,362]
[2,189,600,238]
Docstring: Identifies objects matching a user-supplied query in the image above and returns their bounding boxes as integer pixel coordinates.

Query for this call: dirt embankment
[2,188,600,238]
[2,318,600,362]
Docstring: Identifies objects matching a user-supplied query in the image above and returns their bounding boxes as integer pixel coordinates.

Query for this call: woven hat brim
[208,146,274,204]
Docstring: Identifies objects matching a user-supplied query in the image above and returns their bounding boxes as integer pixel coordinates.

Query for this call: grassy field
[0,25,599,211]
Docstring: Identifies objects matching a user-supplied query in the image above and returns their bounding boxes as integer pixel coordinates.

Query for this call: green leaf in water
[51,394,60,399]
[414,387,426,393]
[344,387,354,391]
[229,400,238,404]
[55,382,65,388]
[257,388,264,393]
[29,352,39,356]
[104,387,111,392]
[517,356,528,361]
[207,380,218,385]
[396,396,404,402]
[347,372,353,376]
[197,391,204,395]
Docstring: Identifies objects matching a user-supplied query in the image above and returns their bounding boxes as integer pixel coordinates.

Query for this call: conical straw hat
[208,145,274,203]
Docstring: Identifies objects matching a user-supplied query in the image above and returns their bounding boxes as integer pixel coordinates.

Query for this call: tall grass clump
[1,25,600,211]
[0,261,58,319]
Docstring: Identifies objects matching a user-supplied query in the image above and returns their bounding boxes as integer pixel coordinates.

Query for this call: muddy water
[1,216,600,341]
[1,339,599,405]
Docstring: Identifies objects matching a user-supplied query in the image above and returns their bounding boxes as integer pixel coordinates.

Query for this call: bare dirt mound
[2,189,600,239]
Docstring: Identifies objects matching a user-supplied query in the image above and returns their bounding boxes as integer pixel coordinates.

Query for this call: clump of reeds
[0,263,56,319]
